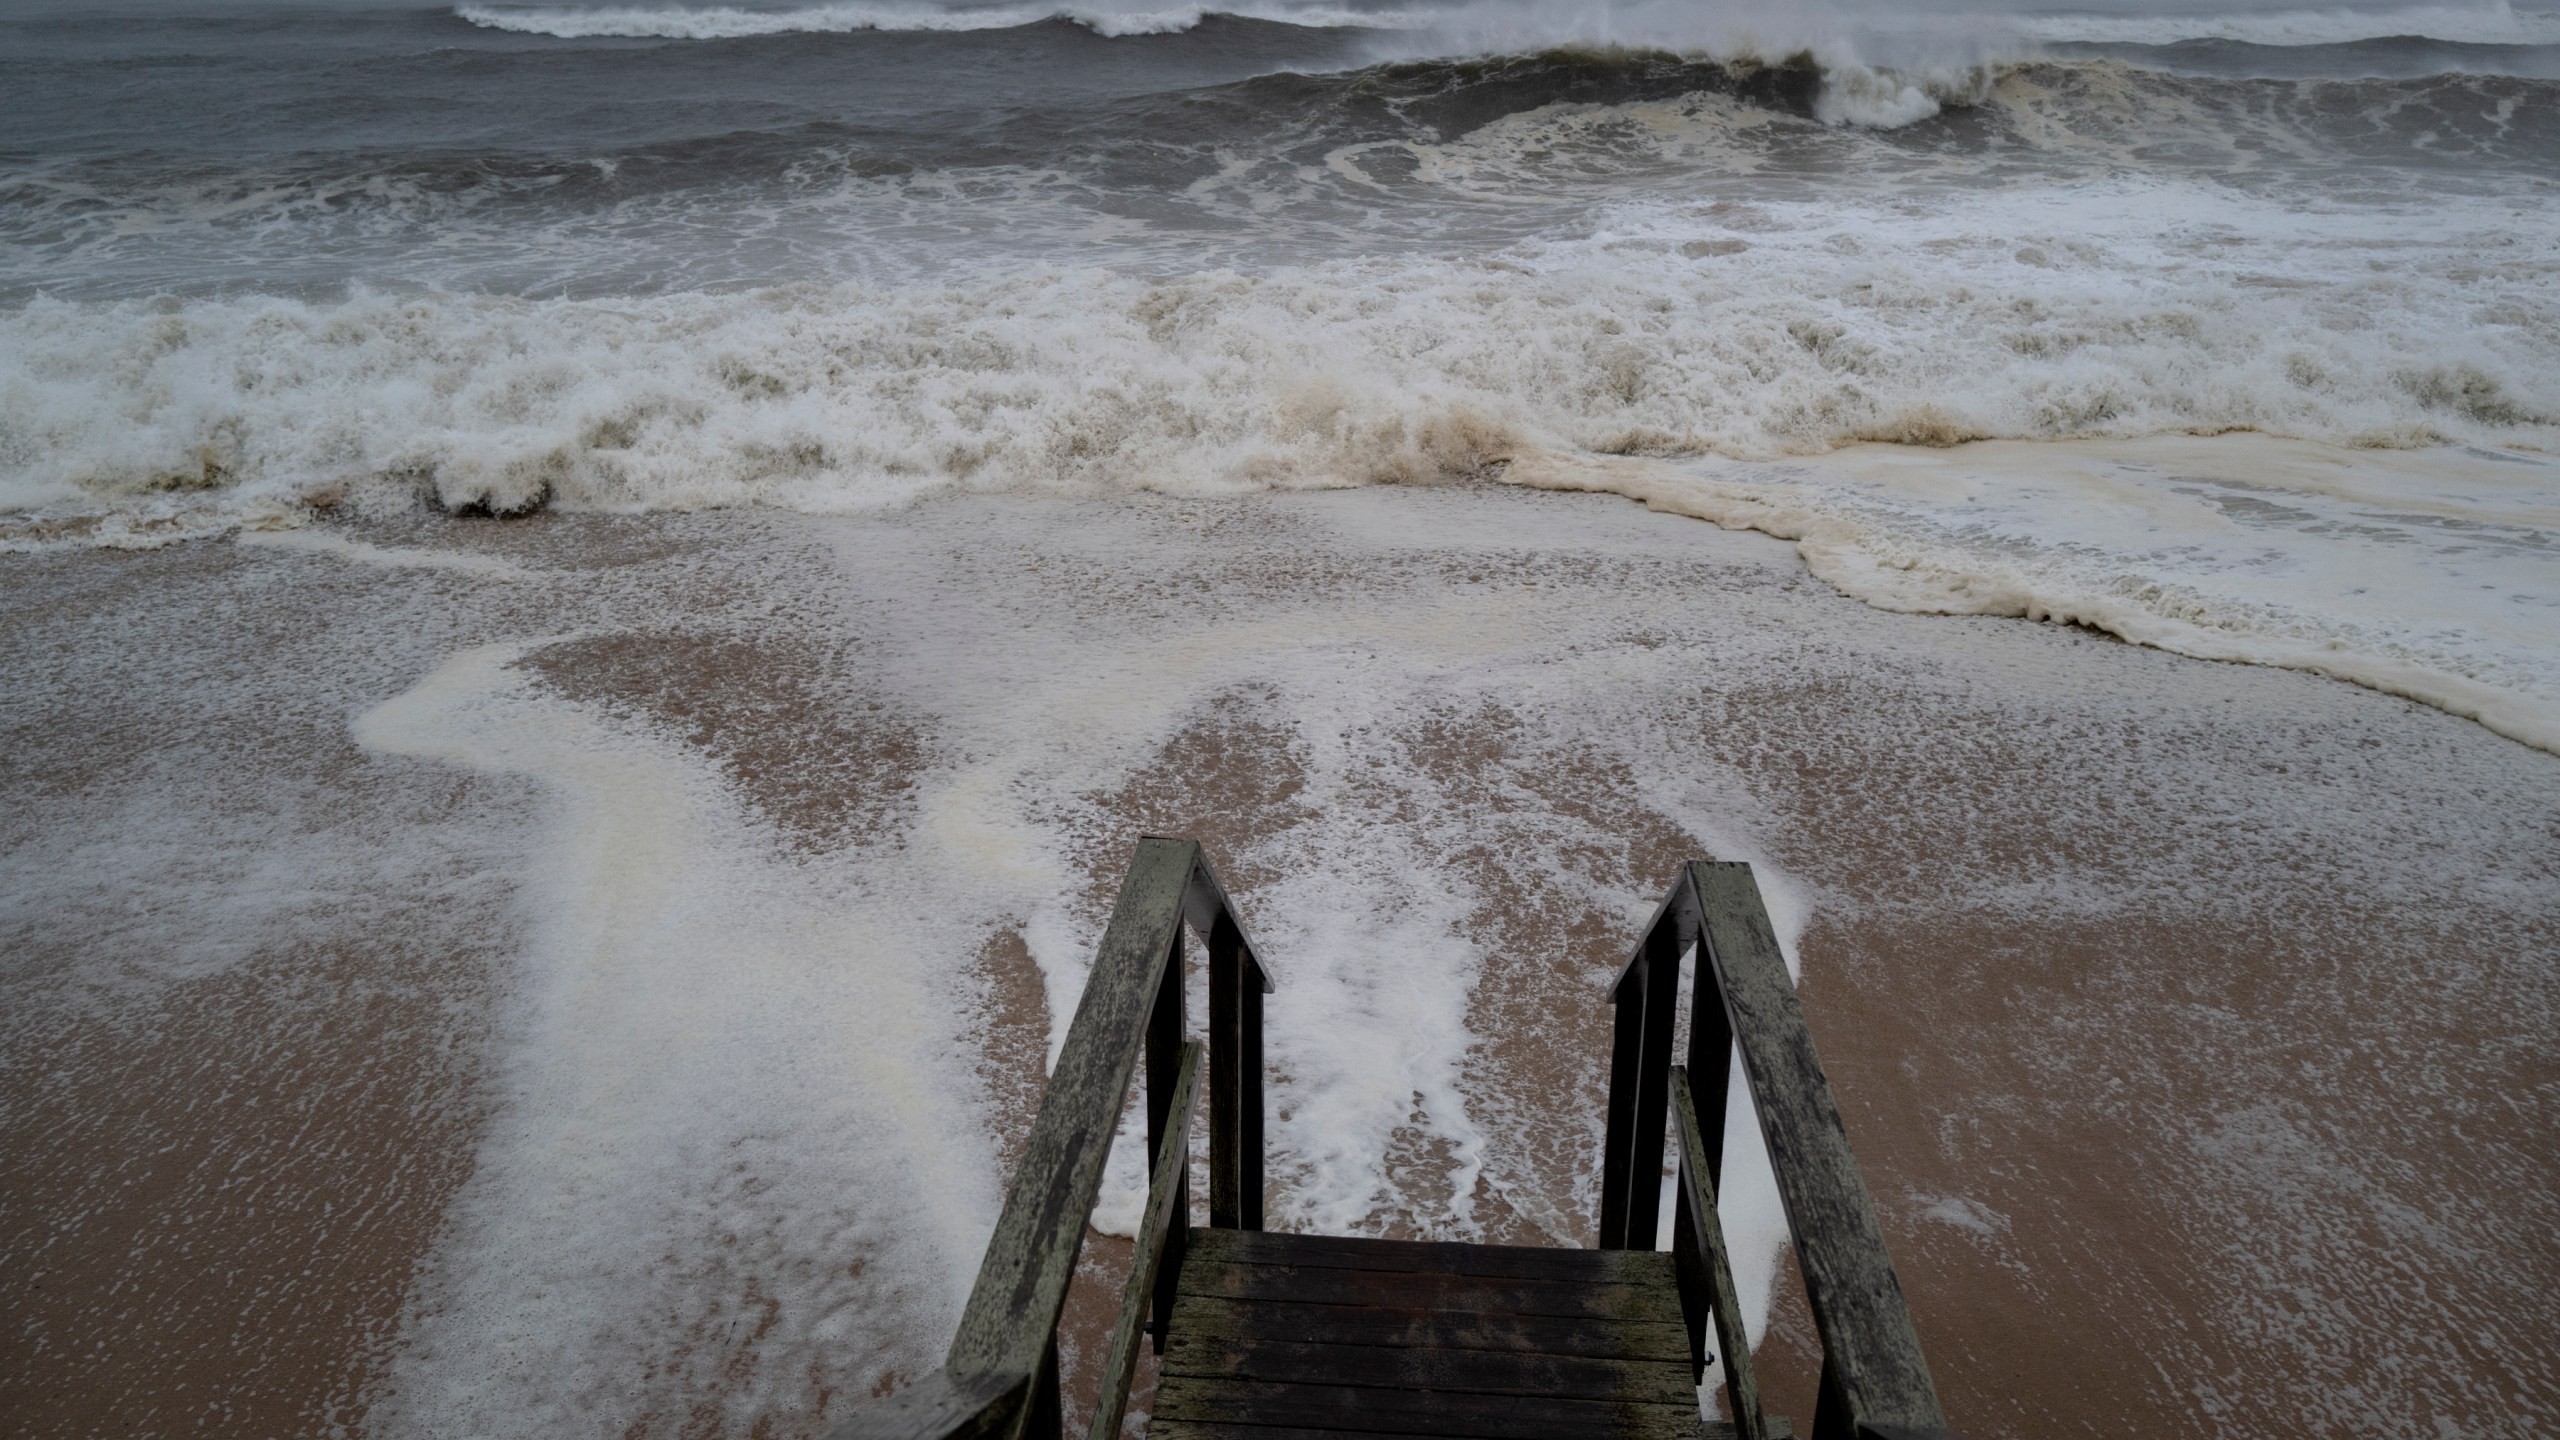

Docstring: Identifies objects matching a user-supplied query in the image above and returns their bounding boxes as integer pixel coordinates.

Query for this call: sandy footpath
[2,482,2553,1439]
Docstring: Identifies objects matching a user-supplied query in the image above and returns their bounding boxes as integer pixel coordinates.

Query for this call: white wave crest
[456,0,2560,49]
[453,0,1417,39]
[1812,61,1989,127]
[6,180,2556,749]
[2015,0,2560,47]
[9,182,2547,528]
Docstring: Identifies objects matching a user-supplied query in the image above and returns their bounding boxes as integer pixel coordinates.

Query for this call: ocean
[4,0,2558,745]
[2,5,2557,1438]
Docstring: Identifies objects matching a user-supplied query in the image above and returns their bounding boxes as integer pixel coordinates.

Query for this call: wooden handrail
[1671,1065,1771,1440]
[1601,862,1949,1440]
[833,838,1270,1440]
[1086,1041,1202,1440]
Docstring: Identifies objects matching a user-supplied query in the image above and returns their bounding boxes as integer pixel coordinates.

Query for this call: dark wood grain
[1147,928,1189,1350]
[1173,1258,1686,1325]
[1598,957,1646,1249]
[1152,1375,1702,1440]
[1158,1333,1695,1405]
[934,837,1194,1396]
[1208,913,1245,1230]
[1088,1042,1204,1440]
[1152,1414,1792,1424]
[1691,861,1945,1434]
[1185,1228,1674,1285]
[1672,1065,1770,1440]
[1165,1294,1693,1363]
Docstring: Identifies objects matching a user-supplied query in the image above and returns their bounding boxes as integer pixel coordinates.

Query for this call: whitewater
[5,24,2555,748]
[4,5,2559,1439]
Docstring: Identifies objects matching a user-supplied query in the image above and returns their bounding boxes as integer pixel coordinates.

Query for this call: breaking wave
[5,178,2550,531]
[9,51,2554,306]
[453,1,1421,38]
[454,0,2560,48]
[8,3,2559,755]
[2016,0,2560,46]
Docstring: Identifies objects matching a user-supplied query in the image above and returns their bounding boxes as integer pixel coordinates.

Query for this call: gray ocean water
[3,0,2557,746]
[5,0,2557,296]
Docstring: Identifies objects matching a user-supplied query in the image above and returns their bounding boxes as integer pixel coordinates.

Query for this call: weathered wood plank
[1173,1261,1685,1324]
[1151,1376,1701,1440]
[1208,916,1245,1230]
[1598,957,1648,1249]
[1184,1228,1675,1286]
[1088,1042,1204,1440]
[1623,922,1683,1249]
[1157,1333,1695,1405]
[1157,1414,1781,1424]
[1237,966,1264,1230]
[1691,861,1945,1433]
[1178,852,1276,993]
[1165,1294,1692,1362]
[944,837,1196,1386]
[1146,927,1189,1347]
[1672,1065,1769,1440]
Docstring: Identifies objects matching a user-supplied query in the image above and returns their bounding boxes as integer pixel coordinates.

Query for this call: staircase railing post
[1027,1339,1060,1440]
[1686,868,1733,1192]
[832,838,1273,1440]
[1208,912,1243,1228]
[1678,866,1736,1381]
[1672,1154,1709,1388]
[1602,915,1686,1249]
[1146,925,1186,1351]
[1625,922,1681,1248]
[1598,948,1647,1249]
[1691,860,1949,1436]
[1240,951,1264,1230]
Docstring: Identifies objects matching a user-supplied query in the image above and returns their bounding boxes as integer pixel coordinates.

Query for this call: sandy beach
[4,481,2553,1438]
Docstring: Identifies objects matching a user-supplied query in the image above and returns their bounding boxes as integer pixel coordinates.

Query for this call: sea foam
[6,176,2552,748]
[453,1,1421,38]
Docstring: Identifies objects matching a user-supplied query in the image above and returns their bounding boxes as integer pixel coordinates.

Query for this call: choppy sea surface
[4,0,2556,751]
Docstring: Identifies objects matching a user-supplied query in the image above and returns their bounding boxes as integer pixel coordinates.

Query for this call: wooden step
[1147,1229,1762,1440]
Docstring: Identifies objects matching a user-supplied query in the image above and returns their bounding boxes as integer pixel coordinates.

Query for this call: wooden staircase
[1152,1228,1784,1440]
[840,840,1954,1440]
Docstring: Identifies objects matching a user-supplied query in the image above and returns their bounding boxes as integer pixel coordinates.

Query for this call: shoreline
[2,485,2553,1437]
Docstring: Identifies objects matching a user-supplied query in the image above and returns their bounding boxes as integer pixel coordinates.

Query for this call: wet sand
[2,483,2553,1438]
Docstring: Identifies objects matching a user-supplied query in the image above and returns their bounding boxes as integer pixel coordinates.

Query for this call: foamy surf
[2014,0,2560,46]
[7,165,2553,750]
[450,0,2560,48]
[454,1,1423,38]
[1518,436,2560,754]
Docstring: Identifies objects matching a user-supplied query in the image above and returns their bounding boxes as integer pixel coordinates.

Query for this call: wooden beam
[1159,1333,1697,1406]
[1185,1229,1672,1284]
[943,838,1195,1385]
[1691,861,1945,1433]
[1672,1065,1771,1440]
[1086,1042,1204,1440]
[1208,914,1244,1229]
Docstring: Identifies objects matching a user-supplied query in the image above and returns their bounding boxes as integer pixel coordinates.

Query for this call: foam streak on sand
[1516,435,2560,753]
[351,640,1000,1432]
[301,496,1829,1435]
[9,488,2553,1438]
